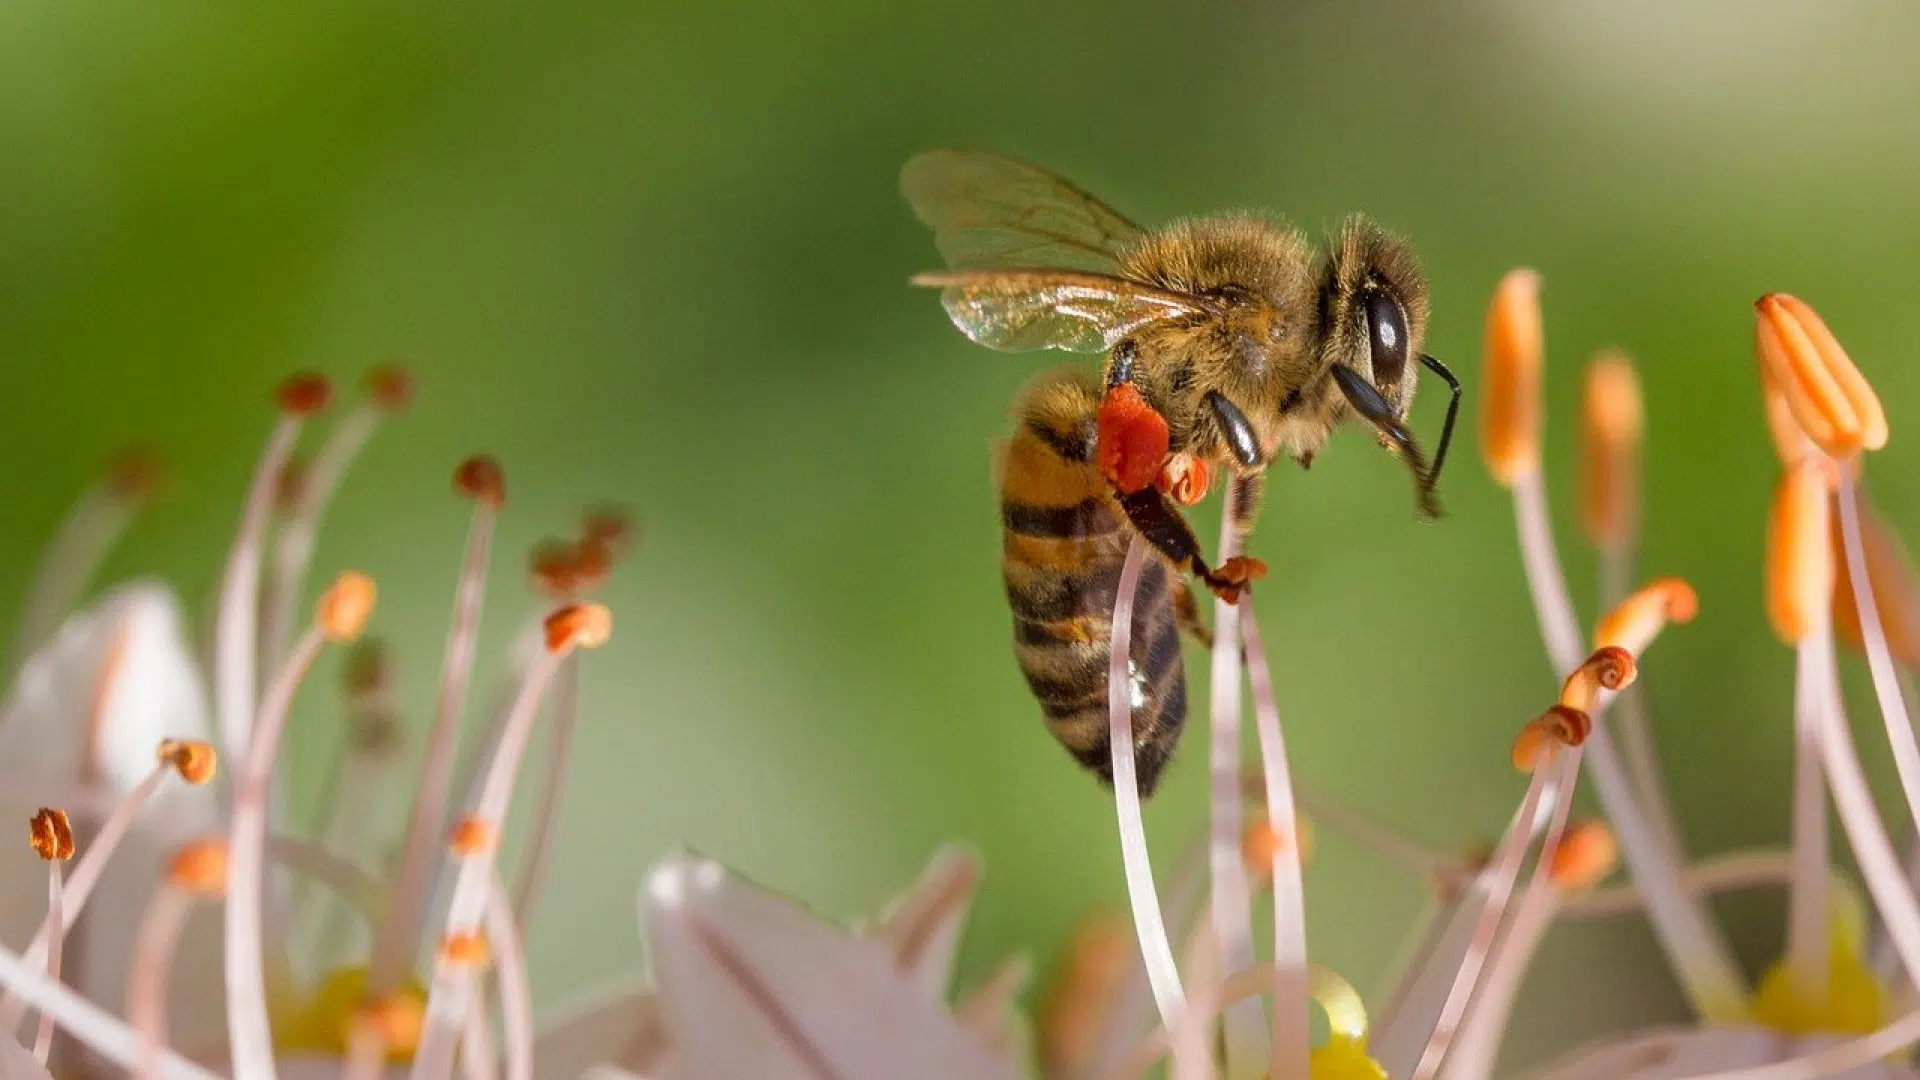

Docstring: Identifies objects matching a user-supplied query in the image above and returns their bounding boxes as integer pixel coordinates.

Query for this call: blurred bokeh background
[4,1,1920,1071]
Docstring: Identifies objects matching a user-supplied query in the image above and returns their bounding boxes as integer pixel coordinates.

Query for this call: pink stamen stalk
[0,932,219,1080]
[1372,896,1457,1036]
[225,624,333,1080]
[1511,473,1745,1019]
[409,641,573,1080]
[1083,823,1214,1080]
[1787,632,1831,997]
[1835,475,1920,834]
[1103,963,1309,1080]
[1169,911,1216,1080]
[1434,874,1560,1080]
[1600,545,1681,855]
[1563,849,1838,920]
[0,765,166,1033]
[291,741,398,964]
[1239,603,1310,1080]
[262,403,383,671]
[512,653,578,929]
[267,833,386,922]
[1102,537,1186,1030]
[1206,487,1262,1080]
[367,494,499,1002]
[461,1011,500,1080]
[489,873,535,1080]
[9,484,134,680]
[1814,632,1920,987]
[33,861,65,1063]
[1409,751,1572,1080]
[129,884,197,1080]
[215,411,305,763]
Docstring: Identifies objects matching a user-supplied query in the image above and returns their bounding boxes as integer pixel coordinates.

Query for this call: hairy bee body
[999,367,1190,795]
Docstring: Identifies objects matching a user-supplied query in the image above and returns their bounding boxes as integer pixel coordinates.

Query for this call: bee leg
[1117,487,1267,604]
[1172,578,1214,648]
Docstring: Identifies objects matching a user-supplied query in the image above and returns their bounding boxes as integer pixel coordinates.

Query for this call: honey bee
[903,149,1459,794]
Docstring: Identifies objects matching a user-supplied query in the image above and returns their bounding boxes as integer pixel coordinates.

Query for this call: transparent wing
[901,149,1147,272]
[913,269,1205,354]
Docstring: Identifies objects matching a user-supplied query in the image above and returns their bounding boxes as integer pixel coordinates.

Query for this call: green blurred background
[5,1,1920,1070]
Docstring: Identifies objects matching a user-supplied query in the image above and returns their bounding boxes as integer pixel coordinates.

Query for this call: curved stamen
[1239,602,1309,1079]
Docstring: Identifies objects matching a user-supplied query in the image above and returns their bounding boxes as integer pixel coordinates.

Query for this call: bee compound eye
[1365,290,1410,389]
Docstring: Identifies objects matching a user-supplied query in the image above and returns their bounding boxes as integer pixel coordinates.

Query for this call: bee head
[1318,217,1452,519]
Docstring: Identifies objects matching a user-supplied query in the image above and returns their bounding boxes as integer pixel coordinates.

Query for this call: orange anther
[169,839,229,895]
[1558,646,1638,713]
[364,364,415,412]
[581,505,636,555]
[1156,453,1213,507]
[356,993,426,1055]
[1242,818,1314,876]
[453,455,506,508]
[1832,489,1920,664]
[28,808,73,862]
[276,373,334,416]
[1481,269,1544,486]
[318,572,377,644]
[544,603,613,653]
[1754,294,1887,459]
[530,539,580,598]
[440,932,491,968]
[158,739,218,785]
[1511,706,1591,772]
[1578,353,1643,548]
[1547,820,1618,891]
[1096,384,1171,495]
[1594,577,1698,655]
[448,817,493,856]
[1038,913,1131,1078]
[1760,356,1820,469]
[571,537,614,592]
[1766,461,1835,645]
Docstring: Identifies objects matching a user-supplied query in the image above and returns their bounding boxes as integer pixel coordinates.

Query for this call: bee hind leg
[1116,487,1267,605]
[1172,579,1214,648]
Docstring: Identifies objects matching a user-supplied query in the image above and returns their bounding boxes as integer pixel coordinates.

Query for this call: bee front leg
[1117,487,1267,604]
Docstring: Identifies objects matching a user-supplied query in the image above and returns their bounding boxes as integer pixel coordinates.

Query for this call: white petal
[864,846,979,997]
[0,582,217,832]
[533,977,669,1079]
[641,854,1017,1080]
[1527,1025,1920,1080]
[0,1038,55,1080]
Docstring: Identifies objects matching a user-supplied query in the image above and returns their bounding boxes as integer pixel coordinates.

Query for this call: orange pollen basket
[1095,384,1171,495]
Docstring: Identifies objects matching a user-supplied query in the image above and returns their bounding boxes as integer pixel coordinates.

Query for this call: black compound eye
[1365,291,1410,389]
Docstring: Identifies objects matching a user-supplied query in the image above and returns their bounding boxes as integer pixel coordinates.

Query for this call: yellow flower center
[1308,1035,1390,1080]
[1749,899,1888,1037]
[272,966,427,1061]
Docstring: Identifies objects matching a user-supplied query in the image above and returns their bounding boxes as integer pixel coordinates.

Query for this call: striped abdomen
[998,367,1188,797]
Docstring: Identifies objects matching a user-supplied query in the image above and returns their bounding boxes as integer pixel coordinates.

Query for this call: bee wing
[912,269,1207,354]
[901,149,1146,272]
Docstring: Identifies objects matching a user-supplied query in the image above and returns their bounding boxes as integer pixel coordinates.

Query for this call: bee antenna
[1330,364,1443,521]
[1418,353,1462,493]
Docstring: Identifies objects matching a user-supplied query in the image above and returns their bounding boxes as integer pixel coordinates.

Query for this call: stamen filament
[1435,867,1560,1080]
[1599,544,1682,856]
[1814,631,1920,987]
[512,653,579,929]
[262,395,385,672]
[9,476,137,680]
[1563,848,1851,920]
[1103,963,1370,1080]
[1239,603,1310,1080]
[1835,475,1920,836]
[411,605,600,1080]
[34,860,65,1063]
[368,466,501,1005]
[1682,1009,1920,1080]
[129,885,198,1080]
[1787,633,1832,998]
[488,873,535,1080]
[1105,537,1185,1030]
[1207,485,1262,1080]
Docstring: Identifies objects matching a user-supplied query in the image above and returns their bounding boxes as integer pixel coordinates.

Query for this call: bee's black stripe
[1004,558,1171,626]
[1002,497,1117,539]
[1027,416,1095,462]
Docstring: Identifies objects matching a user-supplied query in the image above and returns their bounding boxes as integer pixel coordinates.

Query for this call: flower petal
[641,854,1017,1080]
[1528,1025,1920,1080]
[0,582,217,828]
[863,845,979,996]
[532,978,669,1079]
